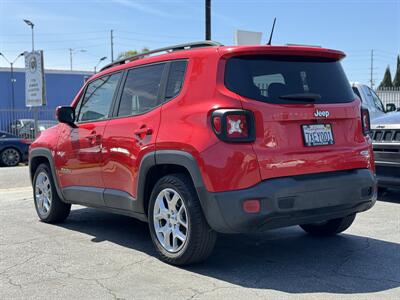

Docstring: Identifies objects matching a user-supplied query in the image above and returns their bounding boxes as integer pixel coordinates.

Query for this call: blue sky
[0,0,399,87]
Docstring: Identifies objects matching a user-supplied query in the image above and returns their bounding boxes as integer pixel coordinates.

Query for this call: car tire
[299,214,356,236]
[33,163,71,223]
[0,147,21,167]
[148,173,217,265]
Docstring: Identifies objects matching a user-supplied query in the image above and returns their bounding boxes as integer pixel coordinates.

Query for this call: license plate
[302,124,334,146]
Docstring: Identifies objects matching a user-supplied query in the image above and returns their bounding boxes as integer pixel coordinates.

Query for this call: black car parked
[0,131,31,167]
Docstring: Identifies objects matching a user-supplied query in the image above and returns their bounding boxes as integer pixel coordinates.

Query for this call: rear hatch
[223,50,370,180]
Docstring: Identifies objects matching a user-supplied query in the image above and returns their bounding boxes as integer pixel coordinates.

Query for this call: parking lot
[0,166,399,299]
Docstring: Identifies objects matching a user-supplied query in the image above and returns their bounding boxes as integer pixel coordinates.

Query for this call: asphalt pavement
[0,165,30,189]
[0,165,399,299]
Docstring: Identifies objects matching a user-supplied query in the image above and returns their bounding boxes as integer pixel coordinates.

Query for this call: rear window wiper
[278,93,321,101]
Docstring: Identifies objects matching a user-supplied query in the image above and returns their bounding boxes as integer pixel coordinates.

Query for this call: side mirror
[386,103,396,112]
[56,106,76,126]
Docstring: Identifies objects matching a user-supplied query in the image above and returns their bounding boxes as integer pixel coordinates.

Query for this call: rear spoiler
[218,45,346,60]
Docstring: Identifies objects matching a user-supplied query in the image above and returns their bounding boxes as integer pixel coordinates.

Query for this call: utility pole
[205,0,211,40]
[370,49,374,89]
[69,48,73,71]
[111,29,114,62]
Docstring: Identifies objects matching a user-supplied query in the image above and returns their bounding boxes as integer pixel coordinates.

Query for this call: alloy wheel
[153,188,189,253]
[2,148,20,166]
[35,171,52,217]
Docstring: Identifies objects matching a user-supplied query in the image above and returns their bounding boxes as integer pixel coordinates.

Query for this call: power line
[110,29,114,62]
[0,30,107,37]
[4,37,106,45]
[115,35,176,44]
[117,30,194,39]
[370,49,374,88]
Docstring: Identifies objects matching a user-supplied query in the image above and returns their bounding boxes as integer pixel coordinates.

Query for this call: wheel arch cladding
[137,150,207,217]
[29,148,65,202]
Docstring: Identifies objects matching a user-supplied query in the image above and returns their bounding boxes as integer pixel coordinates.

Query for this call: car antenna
[267,17,277,45]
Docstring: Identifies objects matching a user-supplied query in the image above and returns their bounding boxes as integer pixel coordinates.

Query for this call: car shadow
[58,207,400,295]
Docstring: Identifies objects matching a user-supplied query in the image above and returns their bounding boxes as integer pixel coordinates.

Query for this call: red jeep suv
[29,41,376,265]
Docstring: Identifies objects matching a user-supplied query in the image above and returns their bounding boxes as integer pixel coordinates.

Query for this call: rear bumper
[198,169,376,233]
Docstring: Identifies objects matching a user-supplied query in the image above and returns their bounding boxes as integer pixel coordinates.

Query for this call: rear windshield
[225,55,355,104]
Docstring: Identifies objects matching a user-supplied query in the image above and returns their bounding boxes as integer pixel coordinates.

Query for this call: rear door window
[225,55,355,104]
[165,60,187,100]
[117,63,166,117]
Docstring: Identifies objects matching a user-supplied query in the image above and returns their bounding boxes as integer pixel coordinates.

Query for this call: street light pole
[69,48,86,71]
[23,19,38,139]
[94,56,107,74]
[23,19,35,51]
[10,62,16,123]
[69,48,73,71]
[0,52,24,122]
[31,25,34,51]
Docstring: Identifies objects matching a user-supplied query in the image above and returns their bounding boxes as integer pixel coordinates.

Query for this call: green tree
[117,47,150,60]
[379,66,394,89]
[393,55,400,87]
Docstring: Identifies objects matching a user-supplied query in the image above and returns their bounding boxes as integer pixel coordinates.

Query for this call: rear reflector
[212,116,221,134]
[242,199,260,213]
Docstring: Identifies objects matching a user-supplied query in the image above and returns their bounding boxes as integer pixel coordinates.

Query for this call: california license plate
[302,124,334,146]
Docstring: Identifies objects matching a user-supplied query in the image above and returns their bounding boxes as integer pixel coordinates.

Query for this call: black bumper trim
[199,169,377,233]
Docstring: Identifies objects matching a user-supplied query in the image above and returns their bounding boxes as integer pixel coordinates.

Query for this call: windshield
[370,89,385,112]
[225,55,355,104]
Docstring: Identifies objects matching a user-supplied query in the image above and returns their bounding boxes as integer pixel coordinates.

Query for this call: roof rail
[286,43,322,48]
[100,40,222,72]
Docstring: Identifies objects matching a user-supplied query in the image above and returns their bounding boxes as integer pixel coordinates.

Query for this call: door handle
[85,130,96,137]
[86,131,99,145]
[134,126,153,138]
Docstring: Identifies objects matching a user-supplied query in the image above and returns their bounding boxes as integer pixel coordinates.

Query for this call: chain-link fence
[376,87,400,108]
[0,108,57,140]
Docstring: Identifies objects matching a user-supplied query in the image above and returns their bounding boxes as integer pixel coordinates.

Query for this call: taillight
[211,109,255,142]
[361,107,371,136]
